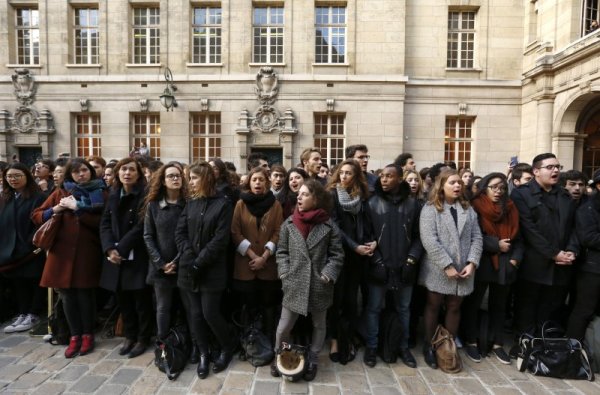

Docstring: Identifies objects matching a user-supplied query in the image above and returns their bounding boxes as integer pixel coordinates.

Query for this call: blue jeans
[365,283,413,349]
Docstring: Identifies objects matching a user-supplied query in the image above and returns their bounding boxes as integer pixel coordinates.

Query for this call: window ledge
[312,63,350,67]
[65,64,102,68]
[445,67,483,72]
[125,63,162,68]
[186,63,224,67]
[248,63,286,67]
[6,64,42,68]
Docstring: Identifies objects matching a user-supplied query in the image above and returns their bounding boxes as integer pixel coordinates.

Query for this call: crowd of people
[0,145,598,382]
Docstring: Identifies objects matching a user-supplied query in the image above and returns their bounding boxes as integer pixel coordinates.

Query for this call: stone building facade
[0,0,598,176]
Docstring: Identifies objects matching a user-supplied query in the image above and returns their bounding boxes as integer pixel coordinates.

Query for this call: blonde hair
[403,169,424,199]
[428,169,469,212]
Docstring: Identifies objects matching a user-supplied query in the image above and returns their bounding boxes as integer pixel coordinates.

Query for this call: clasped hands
[445,262,475,280]
[354,241,377,256]
[247,248,271,271]
[53,195,78,213]
[554,250,576,265]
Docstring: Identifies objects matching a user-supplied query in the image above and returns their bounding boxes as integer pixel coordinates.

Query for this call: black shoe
[119,339,135,356]
[464,344,481,363]
[399,348,417,368]
[270,360,280,377]
[189,343,200,364]
[509,343,520,360]
[197,353,210,379]
[128,342,147,359]
[212,347,234,373]
[329,352,339,363]
[363,347,377,368]
[347,344,356,363]
[491,347,511,365]
[303,362,317,381]
[423,346,438,369]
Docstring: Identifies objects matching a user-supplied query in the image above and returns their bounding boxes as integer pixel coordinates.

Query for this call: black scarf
[240,190,276,219]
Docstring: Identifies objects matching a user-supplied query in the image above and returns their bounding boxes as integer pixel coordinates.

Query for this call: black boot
[197,347,210,379]
[423,343,437,369]
[189,342,200,364]
[213,343,235,373]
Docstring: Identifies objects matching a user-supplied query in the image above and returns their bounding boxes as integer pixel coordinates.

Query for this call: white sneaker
[13,314,39,332]
[4,314,26,333]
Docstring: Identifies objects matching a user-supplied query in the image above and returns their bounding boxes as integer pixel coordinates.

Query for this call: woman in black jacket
[143,162,187,341]
[175,161,235,379]
[326,159,374,363]
[99,157,152,359]
[0,163,46,333]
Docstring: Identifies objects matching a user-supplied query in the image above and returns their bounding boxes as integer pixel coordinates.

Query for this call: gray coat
[276,217,344,316]
[418,202,483,296]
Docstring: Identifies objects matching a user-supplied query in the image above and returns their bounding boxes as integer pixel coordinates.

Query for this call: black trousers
[59,288,96,336]
[566,272,600,340]
[13,277,46,316]
[180,289,232,350]
[462,281,510,346]
[514,279,568,333]
[328,255,362,339]
[117,287,154,343]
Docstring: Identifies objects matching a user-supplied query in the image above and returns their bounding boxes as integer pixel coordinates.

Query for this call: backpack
[377,308,402,363]
[48,298,70,346]
[154,327,191,380]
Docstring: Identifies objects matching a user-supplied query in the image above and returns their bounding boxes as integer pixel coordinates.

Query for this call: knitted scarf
[63,179,106,212]
[240,190,276,229]
[471,194,519,270]
[336,186,361,214]
[292,206,330,239]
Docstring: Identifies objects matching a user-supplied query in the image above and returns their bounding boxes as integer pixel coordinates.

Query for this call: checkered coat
[276,217,344,316]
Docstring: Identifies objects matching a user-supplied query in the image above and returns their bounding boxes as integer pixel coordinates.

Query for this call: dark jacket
[175,195,233,292]
[510,180,579,286]
[368,180,423,289]
[330,188,372,253]
[0,192,46,278]
[143,198,185,287]
[99,185,148,292]
[575,192,600,275]
[32,187,107,288]
[365,172,378,193]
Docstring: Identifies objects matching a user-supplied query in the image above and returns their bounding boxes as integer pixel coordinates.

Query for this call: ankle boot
[79,334,95,356]
[189,342,200,364]
[65,336,81,358]
[197,347,210,379]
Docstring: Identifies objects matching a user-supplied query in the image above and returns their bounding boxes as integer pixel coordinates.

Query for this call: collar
[158,197,184,209]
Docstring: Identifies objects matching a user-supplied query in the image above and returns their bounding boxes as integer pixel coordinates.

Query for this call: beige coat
[231,199,283,281]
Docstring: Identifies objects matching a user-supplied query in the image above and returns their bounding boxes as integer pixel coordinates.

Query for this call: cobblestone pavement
[0,329,598,395]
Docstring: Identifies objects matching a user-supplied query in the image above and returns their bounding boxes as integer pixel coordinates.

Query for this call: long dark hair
[326,159,369,199]
[280,167,309,202]
[63,158,98,184]
[142,162,188,215]
[473,172,510,213]
[303,179,333,213]
[1,162,40,202]
[209,157,230,186]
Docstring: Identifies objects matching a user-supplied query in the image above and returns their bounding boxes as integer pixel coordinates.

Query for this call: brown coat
[231,199,283,281]
[32,188,106,289]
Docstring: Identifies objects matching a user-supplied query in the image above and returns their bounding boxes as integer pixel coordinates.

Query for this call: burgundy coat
[32,188,106,289]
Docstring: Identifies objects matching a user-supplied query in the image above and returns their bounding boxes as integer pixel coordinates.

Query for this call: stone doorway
[18,147,42,168]
[579,100,600,178]
[251,147,283,166]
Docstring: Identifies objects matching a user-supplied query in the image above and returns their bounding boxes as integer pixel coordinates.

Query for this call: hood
[374,178,411,204]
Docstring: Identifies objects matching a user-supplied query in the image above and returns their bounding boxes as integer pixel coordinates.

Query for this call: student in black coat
[0,163,46,333]
[100,158,152,358]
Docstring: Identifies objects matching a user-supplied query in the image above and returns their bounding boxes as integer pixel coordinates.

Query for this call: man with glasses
[34,159,55,194]
[346,145,377,191]
[510,153,578,355]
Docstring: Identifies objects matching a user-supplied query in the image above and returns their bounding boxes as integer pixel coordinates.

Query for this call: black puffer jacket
[175,195,233,292]
[367,180,423,289]
[575,192,600,275]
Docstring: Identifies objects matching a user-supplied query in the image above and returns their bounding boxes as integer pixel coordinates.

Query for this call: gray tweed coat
[418,201,483,296]
[276,217,344,316]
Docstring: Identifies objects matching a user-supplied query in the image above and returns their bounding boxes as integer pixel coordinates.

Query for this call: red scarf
[471,194,519,270]
[292,207,330,239]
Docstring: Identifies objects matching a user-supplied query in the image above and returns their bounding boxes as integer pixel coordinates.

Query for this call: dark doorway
[250,147,283,166]
[18,147,42,168]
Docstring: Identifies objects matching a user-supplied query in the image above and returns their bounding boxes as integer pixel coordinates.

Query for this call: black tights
[424,290,463,343]
[59,288,96,336]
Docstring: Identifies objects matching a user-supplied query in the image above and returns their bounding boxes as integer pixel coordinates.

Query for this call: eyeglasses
[538,164,563,171]
[165,174,182,180]
[356,155,370,160]
[5,174,24,180]
[487,184,506,192]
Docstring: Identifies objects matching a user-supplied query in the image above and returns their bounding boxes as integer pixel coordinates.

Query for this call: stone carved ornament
[11,106,40,134]
[12,68,36,106]
[255,67,278,105]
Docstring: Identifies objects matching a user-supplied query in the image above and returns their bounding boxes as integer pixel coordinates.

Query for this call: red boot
[65,336,81,358]
[80,334,95,356]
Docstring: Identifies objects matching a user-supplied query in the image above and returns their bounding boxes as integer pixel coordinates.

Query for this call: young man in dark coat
[363,164,423,368]
[346,144,378,192]
[510,153,578,349]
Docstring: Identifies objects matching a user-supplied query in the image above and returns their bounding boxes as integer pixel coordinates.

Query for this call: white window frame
[190,113,221,162]
[132,114,161,160]
[447,10,476,69]
[315,6,346,64]
[132,7,160,65]
[192,6,222,64]
[314,113,346,167]
[582,0,599,35]
[444,117,474,170]
[75,114,102,157]
[15,8,40,65]
[74,7,99,65]
[252,6,284,64]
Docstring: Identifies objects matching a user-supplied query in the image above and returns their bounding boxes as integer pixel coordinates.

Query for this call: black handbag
[154,327,191,380]
[232,310,274,367]
[517,321,594,381]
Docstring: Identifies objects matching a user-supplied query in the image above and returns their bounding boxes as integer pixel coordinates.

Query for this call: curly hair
[326,159,369,199]
[302,179,333,213]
